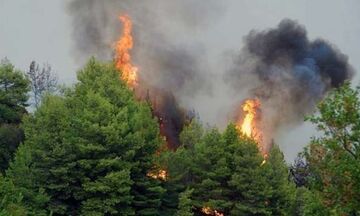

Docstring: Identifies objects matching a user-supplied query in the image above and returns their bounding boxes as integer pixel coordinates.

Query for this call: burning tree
[228,19,353,159]
[163,122,295,215]
[114,15,138,87]
[236,98,265,152]
[114,14,190,150]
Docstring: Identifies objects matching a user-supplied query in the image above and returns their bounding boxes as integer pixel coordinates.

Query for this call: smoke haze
[67,1,354,156]
[67,0,225,98]
[67,0,228,148]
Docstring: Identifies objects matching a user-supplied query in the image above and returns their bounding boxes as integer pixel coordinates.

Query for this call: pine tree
[264,145,296,215]
[5,144,49,215]
[7,58,164,215]
[175,188,194,216]
[227,125,272,216]
[0,59,30,173]
[191,126,234,213]
[166,123,289,215]
[0,174,27,216]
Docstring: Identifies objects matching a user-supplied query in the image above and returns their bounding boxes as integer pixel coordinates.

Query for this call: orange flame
[237,99,268,163]
[237,99,261,142]
[114,15,138,87]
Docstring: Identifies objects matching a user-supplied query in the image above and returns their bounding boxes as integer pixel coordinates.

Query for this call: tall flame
[114,15,138,87]
[238,99,261,141]
[237,99,268,163]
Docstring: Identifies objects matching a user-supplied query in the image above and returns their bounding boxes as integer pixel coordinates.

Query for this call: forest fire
[239,99,261,138]
[236,99,268,162]
[114,15,138,87]
[237,99,262,143]
[115,14,187,150]
[114,14,189,181]
[114,14,267,170]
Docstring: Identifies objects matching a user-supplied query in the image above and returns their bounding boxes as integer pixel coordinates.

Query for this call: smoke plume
[67,1,355,153]
[226,19,354,148]
[67,0,223,97]
[67,0,224,148]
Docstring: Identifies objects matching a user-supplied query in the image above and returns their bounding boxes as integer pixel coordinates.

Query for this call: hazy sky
[1,0,360,161]
[0,0,76,83]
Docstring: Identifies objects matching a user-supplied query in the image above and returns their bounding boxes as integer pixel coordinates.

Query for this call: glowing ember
[114,14,138,87]
[201,207,224,216]
[147,169,167,181]
[260,159,266,166]
[201,207,212,215]
[260,154,268,167]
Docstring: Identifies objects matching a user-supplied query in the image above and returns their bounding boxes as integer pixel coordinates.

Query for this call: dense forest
[1,58,360,216]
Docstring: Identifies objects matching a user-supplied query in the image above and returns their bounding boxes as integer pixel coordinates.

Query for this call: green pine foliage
[163,122,295,215]
[5,143,49,215]
[3,57,360,215]
[6,59,164,215]
[0,59,29,124]
[175,188,194,216]
[0,59,30,173]
[0,174,27,216]
[263,145,296,215]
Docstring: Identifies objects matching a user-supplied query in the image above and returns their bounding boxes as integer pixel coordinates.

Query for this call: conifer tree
[264,145,296,215]
[5,144,49,215]
[175,188,194,216]
[0,59,30,172]
[7,59,164,215]
[165,123,295,215]
[226,125,271,216]
[0,174,27,216]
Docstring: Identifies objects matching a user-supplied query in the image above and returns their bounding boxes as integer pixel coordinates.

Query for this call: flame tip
[236,98,267,156]
[115,14,138,87]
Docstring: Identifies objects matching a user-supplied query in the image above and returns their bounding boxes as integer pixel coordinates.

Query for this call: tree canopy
[1,58,360,215]
[6,59,164,215]
[0,59,30,173]
[303,82,360,215]
[162,121,295,215]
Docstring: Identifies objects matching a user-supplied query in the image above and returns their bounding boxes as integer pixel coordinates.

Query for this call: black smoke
[67,1,355,152]
[227,19,354,146]
[146,89,188,149]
